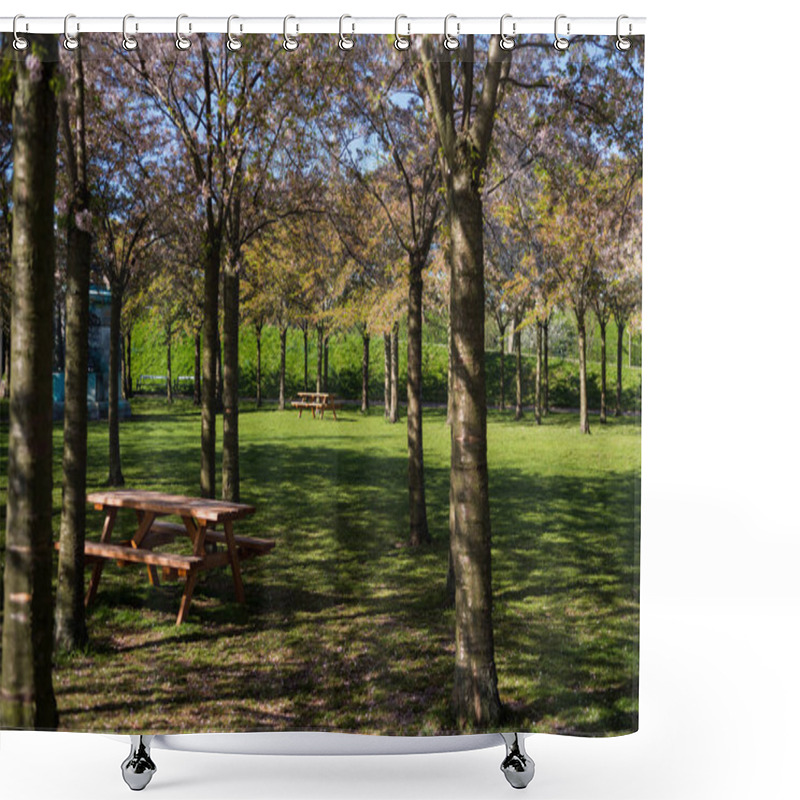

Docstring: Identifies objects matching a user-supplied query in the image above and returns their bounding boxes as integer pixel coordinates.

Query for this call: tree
[1,34,60,729]
[55,42,92,651]
[416,34,511,727]
[337,54,441,546]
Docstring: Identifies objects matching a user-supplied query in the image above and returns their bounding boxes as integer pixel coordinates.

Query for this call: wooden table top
[87,490,256,523]
[296,391,336,398]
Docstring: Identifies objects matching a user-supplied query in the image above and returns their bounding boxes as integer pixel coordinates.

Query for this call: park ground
[0,398,640,736]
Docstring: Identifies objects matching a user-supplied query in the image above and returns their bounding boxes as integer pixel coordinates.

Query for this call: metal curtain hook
[394,14,410,51]
[283,15,299,51]
[64,13,79,50]
[12,14,29,50]
[443,13,460,51]
[227,15,242,51]
[499,14,516,50]
[339,14,355,51]
[175,14,192,51]
[122,14,138,50]
[553,14,570,51]
[616,14,632,51]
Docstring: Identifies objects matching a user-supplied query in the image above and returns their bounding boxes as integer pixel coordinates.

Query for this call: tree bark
[448,168,501,728]
[166,335,173,404]
[316,324,323,394]
[126,330,133,399]
[303,326,309,391]
[323,335,330,393]
[543,317,550,415]
[498,323,506,411]
[279,326,287,411]
[514,313,523,421]
[416,34,509,728]
[390,321,399,423]
[534,321,542,425]
[361,331,370,413]
[193,331,201,406]
[383,332,391,418]
[107,287,125,485]
[255,324,263,408]
[200,227,221,498]
[56,47,91,653]
[1,35,60,729]
[222,253,240,503]
[407,255,430,545]
[599,318,607,423]
[577,311,590,434]
[615,316,625,417]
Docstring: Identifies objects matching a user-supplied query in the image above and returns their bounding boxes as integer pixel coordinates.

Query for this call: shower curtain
[0,28,643,738]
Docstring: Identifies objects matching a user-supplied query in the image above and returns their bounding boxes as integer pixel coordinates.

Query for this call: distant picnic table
[57,490,275,625]
[291,391,339,420]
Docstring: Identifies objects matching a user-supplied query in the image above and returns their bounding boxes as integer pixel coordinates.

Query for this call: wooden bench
[55,540,202,578]
[291,392,339,419]
[148,520,276,561]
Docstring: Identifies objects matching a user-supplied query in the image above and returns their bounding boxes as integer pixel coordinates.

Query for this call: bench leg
[224,520,246,604]
[85,562,105,607]
[176,569,199,625]
[86,508,118,606]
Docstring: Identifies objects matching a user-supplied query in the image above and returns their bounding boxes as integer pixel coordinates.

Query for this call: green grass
[1,398,640,736]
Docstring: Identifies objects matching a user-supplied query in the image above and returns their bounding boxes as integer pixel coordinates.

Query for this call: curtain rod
[0,16,646,37]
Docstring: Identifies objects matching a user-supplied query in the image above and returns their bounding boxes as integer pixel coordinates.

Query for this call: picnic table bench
[291,391,339,419]
[136,374,168,391]
[57,490,275,625]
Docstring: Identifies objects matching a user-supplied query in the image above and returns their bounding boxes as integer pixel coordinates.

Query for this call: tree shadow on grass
[50,417,639,737]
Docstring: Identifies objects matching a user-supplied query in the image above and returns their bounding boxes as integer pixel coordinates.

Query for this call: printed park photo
[0,32,643,736]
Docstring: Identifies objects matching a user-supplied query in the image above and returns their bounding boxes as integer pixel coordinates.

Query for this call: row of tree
[1,33,642,729]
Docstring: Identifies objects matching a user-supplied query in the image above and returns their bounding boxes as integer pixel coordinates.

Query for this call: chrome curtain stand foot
[121,735,157,791]
[500,733,535,789]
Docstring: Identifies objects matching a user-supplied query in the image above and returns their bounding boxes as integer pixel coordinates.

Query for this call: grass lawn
[1,397,640,736]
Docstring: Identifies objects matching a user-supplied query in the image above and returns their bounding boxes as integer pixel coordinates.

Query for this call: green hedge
[131,319,641,412]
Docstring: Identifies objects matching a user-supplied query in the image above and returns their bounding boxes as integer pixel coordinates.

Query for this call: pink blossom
[25,54,43,84]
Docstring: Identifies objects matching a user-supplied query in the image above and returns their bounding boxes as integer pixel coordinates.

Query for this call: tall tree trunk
[278,326,287,411]
[615,316,625,417]
[448,168,501,727]
[201,228,221,498]
[323,335,329,393]
[361,331,370,413]
[407,254,430,545]
[514,314,523,421]
[1,35,60,729]
[303,326,309,391]
[222,254,240,503]
[125,330,133,398]
[383,332,391,418]
[193,331,201,406]
[599,318,607,423]
[166,335,173,404]
[390,321,399,423]
[316,325,323,393]
[577,310,590,434]
[121,330,129,401]
[497,323,506,411]
[534,320,542,425]
[255,324,263,408]
[56,48,92,653]
[107,287,125,486]
[446,315,454,426]
[215,328,223,410]
[543,317,550,415]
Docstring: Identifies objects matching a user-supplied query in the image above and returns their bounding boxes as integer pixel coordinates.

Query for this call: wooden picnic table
[64,490,275,625]
[291,391,339,420]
